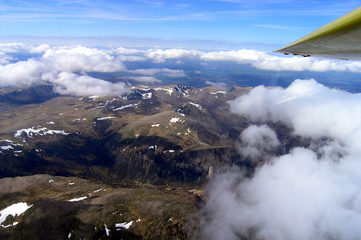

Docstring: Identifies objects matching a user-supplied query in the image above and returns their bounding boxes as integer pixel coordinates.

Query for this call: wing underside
[274,6,361,60]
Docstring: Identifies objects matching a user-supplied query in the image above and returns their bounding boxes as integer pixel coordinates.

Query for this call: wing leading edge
[274,6,361,60]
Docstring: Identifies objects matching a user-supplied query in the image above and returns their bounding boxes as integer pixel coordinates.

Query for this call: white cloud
[128,76,162,83]
[112,47,146,55]
[160,68,186,77]
[128,68,165,75]
[229,79,361,141]
[0,45,129,96]
[144,48,203,63]
[45,72,129,97]
[200,79,361,240]
[0,59,45,87]
[141,47,361,73]
[205,80,227,89]
[200,49,361,72]
[111,47,147,62]
[0,56,130,96]
[0,52,13,65]
[42,46,126,72]
[31,44,51,53]
[116,55,146,62]
[201,49,262,63]
[201,147,361,240]
[3,43,361,99]
[3,44,361,76]
[0,43,50,53]
[128,68,186,77]
[236,124,280,160]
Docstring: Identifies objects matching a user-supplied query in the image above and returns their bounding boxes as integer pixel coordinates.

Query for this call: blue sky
[1,0,361,49]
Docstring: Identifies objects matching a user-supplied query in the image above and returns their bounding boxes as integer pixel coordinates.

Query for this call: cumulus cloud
[200,49,361,72]
[229,79,361,141]
[205,80,227,89]
[112,47,146,55]
[0,59,45,87]
[160,68,187,77]
[0,44,195,96]
[137,47,361,73]
[0,43,50,53]
[116,55,146,62]
[0,56,129,97]
[199,79,361,240]
[0,52,13,65]
[237,124,280,161]
[42,46,126,72]
[144,48,203,63]
[3,43,361,98]
[0,45,130,96]
[44,72,129,97]
[201,148,361,240]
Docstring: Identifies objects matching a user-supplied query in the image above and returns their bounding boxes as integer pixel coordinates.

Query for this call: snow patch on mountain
[189,102,203,110]
[141,92,152,99]
[14,127,69,138]
[154,87,174,95]
[170,117,185,124]
[210,91,227,95]
[0,202,33,228]
[68,196,88,202]
[116,221,133,230]
[113,102,140,111]
[97,116,115,120]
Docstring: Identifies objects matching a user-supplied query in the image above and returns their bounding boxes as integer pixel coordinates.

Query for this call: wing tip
[273,6,361,60]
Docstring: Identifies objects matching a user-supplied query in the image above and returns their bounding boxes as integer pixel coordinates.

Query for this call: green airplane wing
[274,6,361,60]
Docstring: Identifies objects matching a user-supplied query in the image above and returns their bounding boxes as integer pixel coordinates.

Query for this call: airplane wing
[274,6,361,60]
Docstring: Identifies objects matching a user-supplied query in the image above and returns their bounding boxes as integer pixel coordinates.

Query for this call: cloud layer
[199,79,361,240]
[201,50,361,72]
[2,43,361,97]
[142,47,361,73]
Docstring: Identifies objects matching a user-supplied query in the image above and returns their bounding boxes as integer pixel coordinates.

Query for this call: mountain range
[0,83,309,239]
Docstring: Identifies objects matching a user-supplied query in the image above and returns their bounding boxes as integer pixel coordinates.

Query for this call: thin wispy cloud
[1,1,357,22]
[134,0,164,7]
[0,8,211,23]
[1,0,360,44]
[253,24,310,30]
